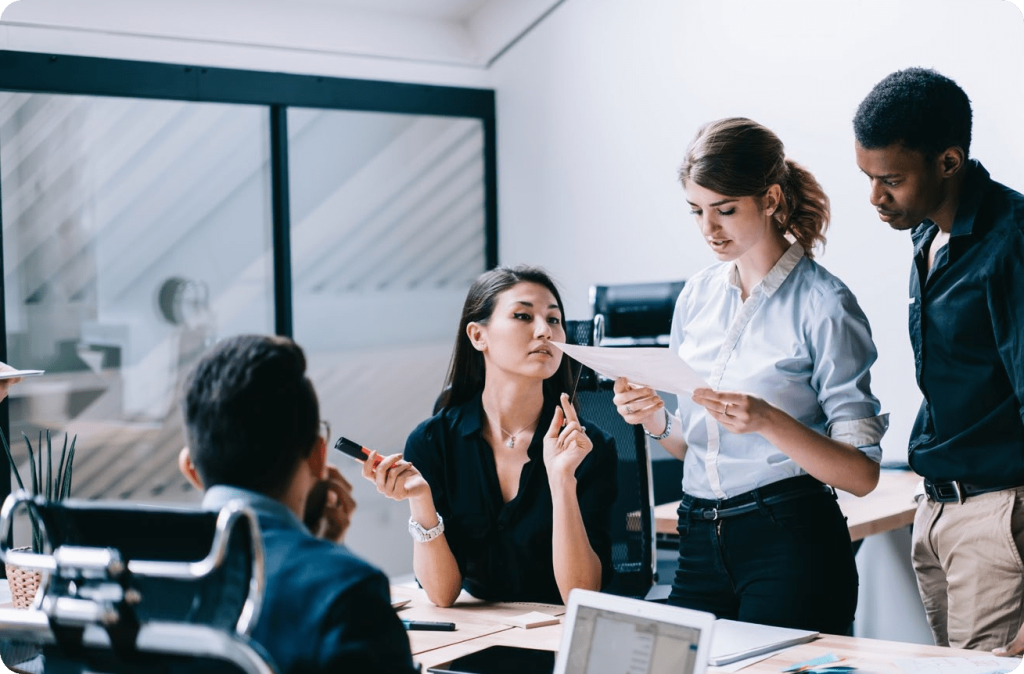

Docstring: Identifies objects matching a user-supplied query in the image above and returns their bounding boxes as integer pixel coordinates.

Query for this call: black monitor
[590,280,685,341]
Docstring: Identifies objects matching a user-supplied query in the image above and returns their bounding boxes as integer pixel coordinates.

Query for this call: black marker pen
[402,620,456,631]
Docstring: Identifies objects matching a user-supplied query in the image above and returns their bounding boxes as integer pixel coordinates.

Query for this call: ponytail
[775,159,829,259]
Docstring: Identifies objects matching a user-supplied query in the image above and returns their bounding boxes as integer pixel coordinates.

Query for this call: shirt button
[498,524,505,531]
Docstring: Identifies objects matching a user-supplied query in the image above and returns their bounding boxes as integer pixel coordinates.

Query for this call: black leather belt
[680,475,836,522]
[923,479,1020,503]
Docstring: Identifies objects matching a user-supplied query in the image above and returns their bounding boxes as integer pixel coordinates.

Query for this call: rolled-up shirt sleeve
[808,284,887,463]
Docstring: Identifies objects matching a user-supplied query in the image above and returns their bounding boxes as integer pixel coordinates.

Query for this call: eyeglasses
[319,420,331,445]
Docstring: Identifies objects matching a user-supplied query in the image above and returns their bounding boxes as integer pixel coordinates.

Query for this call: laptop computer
[553,589,716,674]
[432,589,818,673]
[428,589,715,674]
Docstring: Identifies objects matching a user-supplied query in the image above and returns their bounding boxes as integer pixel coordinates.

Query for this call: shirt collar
[911,160,989,254]
[202,484,308,534]
[458,393,485,438]
[950,159,988,239]
[727,242,805,298]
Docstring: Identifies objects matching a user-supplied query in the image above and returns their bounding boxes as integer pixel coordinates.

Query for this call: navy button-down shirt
[907,161,1024,485]
[202,485,416,674]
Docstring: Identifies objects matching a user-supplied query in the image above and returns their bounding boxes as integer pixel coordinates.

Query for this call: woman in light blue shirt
[614,118,887,635]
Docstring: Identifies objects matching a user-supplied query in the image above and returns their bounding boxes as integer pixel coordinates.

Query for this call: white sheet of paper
[551,342,708,397]
[0,369,43,380]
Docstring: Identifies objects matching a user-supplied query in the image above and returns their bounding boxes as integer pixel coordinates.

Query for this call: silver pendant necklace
[484,408,542,449]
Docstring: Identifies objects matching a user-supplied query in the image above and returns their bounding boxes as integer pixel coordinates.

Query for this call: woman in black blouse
[362,265,617,606]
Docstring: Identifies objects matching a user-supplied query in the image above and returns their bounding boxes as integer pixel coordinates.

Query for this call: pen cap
[334,437,369,462]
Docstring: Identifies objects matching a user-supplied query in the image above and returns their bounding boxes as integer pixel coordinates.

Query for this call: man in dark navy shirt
[854,68,1024,653]
[178,335,417,673]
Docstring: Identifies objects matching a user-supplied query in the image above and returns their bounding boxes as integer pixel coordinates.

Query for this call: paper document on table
[892,655,1022,673]
[551,342,708,397]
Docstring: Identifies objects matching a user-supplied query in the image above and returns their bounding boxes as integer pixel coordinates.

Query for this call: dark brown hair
[679,117,830,258]
[436,265,573,411]
[183,335,319,497]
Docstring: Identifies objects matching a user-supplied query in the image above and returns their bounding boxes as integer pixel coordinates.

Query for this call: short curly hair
[854,68,972,159]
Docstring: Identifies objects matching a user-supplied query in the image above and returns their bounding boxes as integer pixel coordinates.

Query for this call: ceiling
[294,0,490,21]
[0,0,565,67]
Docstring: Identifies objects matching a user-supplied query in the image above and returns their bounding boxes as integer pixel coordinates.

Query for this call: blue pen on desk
[402,619,456,631]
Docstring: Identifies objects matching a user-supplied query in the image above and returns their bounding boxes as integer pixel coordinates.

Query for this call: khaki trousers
[911,487,1024,651]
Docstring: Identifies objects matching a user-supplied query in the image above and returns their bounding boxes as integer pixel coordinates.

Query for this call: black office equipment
[590,281,687,507]
[590,280,685,343]
[0,492,276,673]
[428,645,556,674]
[564,320,655,599]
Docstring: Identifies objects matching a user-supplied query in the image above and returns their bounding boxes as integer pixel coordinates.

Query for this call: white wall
[488,0,1024,643]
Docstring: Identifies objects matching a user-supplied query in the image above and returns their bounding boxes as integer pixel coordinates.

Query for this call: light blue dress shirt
[671,243,887,500]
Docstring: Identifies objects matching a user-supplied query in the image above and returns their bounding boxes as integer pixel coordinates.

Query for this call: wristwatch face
[409,515,443,542]
[409,520,428,542]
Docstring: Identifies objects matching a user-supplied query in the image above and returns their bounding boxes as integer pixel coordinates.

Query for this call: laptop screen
[560,604,703,674]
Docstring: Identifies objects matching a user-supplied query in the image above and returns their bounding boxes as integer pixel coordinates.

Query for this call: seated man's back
[180,335,416,674]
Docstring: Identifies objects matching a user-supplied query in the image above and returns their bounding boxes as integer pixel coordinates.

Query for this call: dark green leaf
[46,429,52,501]
[60,436,77,500]
[23,433,38,496]
[0,426,25,490]
[56,433,68,497]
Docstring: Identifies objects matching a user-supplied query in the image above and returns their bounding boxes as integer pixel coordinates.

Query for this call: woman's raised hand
[360,451,430,502]
[544,393,593,480]
[612,377,665,428]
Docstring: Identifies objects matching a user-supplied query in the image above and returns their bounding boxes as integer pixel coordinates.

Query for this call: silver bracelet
[644,409,672,441]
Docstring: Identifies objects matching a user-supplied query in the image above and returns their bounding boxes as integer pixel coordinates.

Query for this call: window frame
[0,50,498,500]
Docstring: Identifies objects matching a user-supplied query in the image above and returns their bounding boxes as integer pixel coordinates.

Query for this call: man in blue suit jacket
[177,334,417,674]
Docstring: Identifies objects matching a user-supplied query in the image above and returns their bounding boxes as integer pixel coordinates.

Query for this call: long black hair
[435,265,574,411]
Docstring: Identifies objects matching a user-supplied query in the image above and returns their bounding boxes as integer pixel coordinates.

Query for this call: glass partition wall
[0,52,496,575]
[289,108,486,456]
[1,93,275,502]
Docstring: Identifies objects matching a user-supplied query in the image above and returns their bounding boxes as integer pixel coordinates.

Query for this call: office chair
[0,492,277,674]
[564,319,656,599]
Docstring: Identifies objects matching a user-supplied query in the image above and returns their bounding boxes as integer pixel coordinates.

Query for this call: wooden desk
[416,620,1005,673]
[391,585,564,663]
[654,469,921,541]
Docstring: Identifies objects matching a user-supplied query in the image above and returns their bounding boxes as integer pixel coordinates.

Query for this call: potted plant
[1,428,77,608]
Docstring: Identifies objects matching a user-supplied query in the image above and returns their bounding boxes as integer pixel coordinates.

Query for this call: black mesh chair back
[0,494,275,673]
[18,499,261,632]
[564,319,655,598]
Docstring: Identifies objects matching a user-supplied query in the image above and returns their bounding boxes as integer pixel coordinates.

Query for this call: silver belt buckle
[931,480,964,503]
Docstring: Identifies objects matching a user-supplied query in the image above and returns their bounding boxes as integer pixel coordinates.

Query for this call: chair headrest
[1,493,265,636]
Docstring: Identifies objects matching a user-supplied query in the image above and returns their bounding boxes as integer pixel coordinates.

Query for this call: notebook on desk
[429,589,716,674]
[708,619,817,666]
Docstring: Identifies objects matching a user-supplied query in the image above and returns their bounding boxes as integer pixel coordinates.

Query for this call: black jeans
[668,477,858,635]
